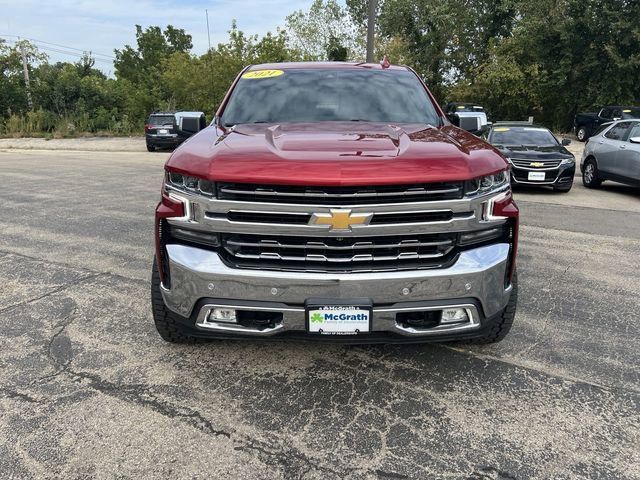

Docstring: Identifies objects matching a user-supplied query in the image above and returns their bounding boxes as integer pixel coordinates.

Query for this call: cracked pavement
[0,149,639,479]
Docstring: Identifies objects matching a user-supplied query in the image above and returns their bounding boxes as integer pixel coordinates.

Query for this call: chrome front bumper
[160,242,512,338]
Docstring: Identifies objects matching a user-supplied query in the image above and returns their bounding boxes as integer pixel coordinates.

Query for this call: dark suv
[484,122,575,192]
[145,111,208,152]
[145,112,180,152]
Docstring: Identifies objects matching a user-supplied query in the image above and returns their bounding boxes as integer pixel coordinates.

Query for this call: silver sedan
[581,119,640,188]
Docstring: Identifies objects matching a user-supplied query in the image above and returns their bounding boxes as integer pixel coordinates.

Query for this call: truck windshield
[221,69,440,126]
[490,127,558,147]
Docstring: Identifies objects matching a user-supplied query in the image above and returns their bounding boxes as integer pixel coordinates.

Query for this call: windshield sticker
[494,127,510,132]
[242,69,284,79]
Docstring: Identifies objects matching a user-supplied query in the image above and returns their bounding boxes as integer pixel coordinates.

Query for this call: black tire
[576,126,588,142]
[582,158,603,188]
[466,271,518,344]
[146,144,155,152]
[151,259,199,343]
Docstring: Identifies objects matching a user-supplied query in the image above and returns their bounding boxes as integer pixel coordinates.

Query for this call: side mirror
[175,112,206,137]
[561,138,571,146]
[629,137,640,144]
[612,117,621,121]
[458,116,481,133]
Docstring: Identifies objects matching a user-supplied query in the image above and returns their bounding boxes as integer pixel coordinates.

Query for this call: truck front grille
[220,233,458,272]
[217,182,464,204]
[164,180,512,273]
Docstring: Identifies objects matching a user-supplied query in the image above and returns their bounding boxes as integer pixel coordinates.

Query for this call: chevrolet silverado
[151,62,519,344]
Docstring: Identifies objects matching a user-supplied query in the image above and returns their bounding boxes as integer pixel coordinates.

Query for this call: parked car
[445,102,489,135]
[581,119,640,189]
[574,106,640,142]
[484,122,575,192]
[145,111,207,152]
[151,62,519,345]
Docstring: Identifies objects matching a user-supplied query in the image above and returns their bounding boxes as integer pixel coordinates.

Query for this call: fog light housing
[440,308,468,325]
[208,308,237,323]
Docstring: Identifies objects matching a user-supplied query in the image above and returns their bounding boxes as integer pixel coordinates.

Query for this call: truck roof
[245,61,410,72]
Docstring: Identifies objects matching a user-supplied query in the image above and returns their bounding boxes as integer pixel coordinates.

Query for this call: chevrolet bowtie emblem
[310,209,373,231]
[530,162,545,167]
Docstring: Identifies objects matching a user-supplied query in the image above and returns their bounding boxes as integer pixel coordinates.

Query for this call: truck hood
[166,122,507,186]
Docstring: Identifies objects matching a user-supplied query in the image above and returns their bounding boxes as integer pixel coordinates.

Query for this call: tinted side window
[600,108,612,118]
[604,122,632,141]
[612,109,623,119]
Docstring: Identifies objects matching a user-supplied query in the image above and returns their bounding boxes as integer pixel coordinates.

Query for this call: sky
[0,0,315,75]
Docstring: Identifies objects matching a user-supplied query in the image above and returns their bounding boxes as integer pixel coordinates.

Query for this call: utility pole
[366,0,376,63]
[205,9,215,119]
[206,9,212,53]
[19,40,33,110]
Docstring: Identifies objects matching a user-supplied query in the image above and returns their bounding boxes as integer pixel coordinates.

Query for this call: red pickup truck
[151,62,519,344]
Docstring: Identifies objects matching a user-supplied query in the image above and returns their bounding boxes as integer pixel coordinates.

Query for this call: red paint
[159,62,518,276]
[155,193,185,282]
[492,190,519,282]
[166,123,508,186]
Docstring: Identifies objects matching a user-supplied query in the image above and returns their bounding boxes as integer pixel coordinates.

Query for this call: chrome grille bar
[220,232,459,271]
[232,251,451,262]
[217,182,465,204]
[225,238,454,251]
[219,186,462,198]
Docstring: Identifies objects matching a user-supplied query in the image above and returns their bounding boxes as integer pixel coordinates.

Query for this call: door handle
[619,145,626,149]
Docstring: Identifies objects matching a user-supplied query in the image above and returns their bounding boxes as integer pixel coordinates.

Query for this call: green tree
[0,40,46,117]
[327,36,348,61]
[162,23,301,118]
[286,0,362,60]
[113,25,193,120]
[459,0,640,129]
[114,25,192,84]
[377,0,459,99]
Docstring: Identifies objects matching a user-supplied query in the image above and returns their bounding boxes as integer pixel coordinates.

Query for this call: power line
[0,33,115,59]
[1,37,113,64]
[36,45,114,64]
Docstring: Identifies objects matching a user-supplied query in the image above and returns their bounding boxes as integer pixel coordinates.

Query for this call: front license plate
[528,171,546,181]
[307,305,371,335]
[159,129,168,134]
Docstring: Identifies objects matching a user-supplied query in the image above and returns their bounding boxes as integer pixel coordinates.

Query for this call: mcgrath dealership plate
[306,299,372,335]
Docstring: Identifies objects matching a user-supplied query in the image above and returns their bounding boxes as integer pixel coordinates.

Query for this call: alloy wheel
[584,163,594,183]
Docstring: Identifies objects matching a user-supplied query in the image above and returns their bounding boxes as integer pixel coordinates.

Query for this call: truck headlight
[166,171,216,197]
[466,170,510,196]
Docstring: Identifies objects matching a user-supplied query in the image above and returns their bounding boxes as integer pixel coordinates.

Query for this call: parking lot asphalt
[1,148,638,479]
